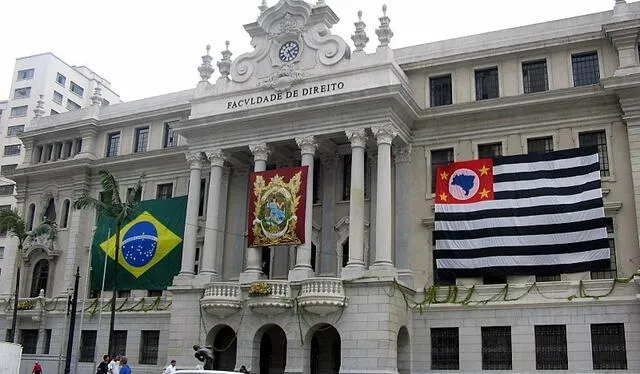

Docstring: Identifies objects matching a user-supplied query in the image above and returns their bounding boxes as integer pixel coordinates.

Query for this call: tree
[73,169,144,356]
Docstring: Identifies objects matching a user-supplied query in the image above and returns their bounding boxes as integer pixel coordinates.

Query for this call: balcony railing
[201,283,242,318]
[298,278,347,316]
[246,280,293,316]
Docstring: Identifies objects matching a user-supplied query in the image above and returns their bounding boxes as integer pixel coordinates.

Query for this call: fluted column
[240,143,271,283]
[342,128,367,279]
[200,149,226,280]
[178,152,203,279]
[371,125,397,273]
[394,145,413,285]
[289,136,317,281]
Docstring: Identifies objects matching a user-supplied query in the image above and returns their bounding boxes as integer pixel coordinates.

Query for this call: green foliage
[0,209,57,250]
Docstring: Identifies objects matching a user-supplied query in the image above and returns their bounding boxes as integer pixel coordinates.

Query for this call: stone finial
[217,41,233,80]
[33,94,45,117]
[613,0,630,19]
[315,0,326,5]
[90,86,103,106]
[259,0,268,13]
[198,44,214,82]
[351,10,369,53]
[375,4,393,47]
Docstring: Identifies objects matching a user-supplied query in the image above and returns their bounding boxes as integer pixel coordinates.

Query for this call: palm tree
[73,169,144,356]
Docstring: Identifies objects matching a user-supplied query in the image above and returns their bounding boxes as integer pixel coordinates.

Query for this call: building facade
[2,1,640,373]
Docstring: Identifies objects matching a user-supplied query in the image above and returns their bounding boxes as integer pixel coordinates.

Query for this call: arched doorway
[30,259,49,297]
[258,325,287,374]
[397,326,411,374]
[210,325,237,371]
[310,324,340,374]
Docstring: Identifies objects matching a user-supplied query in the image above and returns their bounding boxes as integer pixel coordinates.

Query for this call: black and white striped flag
[434,147,610,277]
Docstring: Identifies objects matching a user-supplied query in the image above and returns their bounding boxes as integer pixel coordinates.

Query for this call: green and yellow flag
[90,196,187,291]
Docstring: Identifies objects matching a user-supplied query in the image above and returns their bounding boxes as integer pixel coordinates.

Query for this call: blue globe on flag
[121,221,158,267]
[448,168,480,200]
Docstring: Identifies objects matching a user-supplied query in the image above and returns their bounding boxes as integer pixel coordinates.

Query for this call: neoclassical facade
[3,1,640,373]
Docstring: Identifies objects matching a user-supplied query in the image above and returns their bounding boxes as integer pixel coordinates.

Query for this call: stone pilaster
[319,153,338,276]
[177,152,203,281]
[199,149,226,282]
[76,128,97,159]
[394,145,413,286]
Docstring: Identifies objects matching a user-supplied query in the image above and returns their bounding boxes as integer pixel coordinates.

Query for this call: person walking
[97,355,110,374]
[31,361,43,374]
[119,356,131,374]
[162,360,177,374]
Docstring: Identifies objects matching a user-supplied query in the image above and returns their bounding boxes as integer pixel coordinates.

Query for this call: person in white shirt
[107,355,121,374]
[163,360,177,374]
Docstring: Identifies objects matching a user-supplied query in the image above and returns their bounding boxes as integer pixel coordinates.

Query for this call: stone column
[40,144,50,163]
[51,143,60,161]
[342,128,367,279]
[240,143,270,283]
[394,145,413,286]
[371,125,397,274]
[76,129,97,159]
[319,154,338,276]
[368,150,378,266]
[289,136,317,281]
[177,152,203,280]
[232,166,250,279]
[199,149,226,281]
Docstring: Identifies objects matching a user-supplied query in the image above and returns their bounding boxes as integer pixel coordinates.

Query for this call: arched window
[342,239,349,268]
[30,259,49,297]
[27,203,36,230]
[60,199,70,228]
[44,198,56,222]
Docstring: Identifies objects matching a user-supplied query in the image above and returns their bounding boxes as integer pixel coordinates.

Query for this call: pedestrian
[119,356,131,374]
[239,365,249,373]
[108,354,121,374]
[162,359,177,374]
[31,361,43,374]
[97,355,110,374]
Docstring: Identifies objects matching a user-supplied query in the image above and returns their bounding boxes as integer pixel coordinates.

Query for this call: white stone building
[2,1,640,373]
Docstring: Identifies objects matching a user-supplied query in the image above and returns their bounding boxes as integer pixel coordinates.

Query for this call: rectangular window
[10,106,28,118]
[0,185,13,196]
[579,130,609,177]
[527,136,554,154]
[430,74,453,107]
[7,125,24,137]
[478,142,502,159]
[0,247,4,259]
[313,158,321,204]
[536,274,561,282]
[126,187,142,204]
[572,51,600,86]
[113,330,127,356]
[535,325,568,370]
[134,127,149,153]
[4,145,21,156]
[342,154,351,200]
[106,132,121,157]
[43,329,51,354]
[591,323,627,370]
[481,326,512,370]
[591,217,617,279]
[20,329,39,354]
[139,330,160,364]
[14,87,31,99]
[66,99,81,111]
[56,73,66,86]
[70,81,85,97]
[431,328,459,370]
[79,330,97,362]
[475,67,499,100]
[156,183,173,200]
[163,121,178,148]
[53,91,63,104]
[1,164,18,176]
[17,68,34,81]
[430,148,454,193]
[522,59,549,93]
[147,290,162,297]
[199,178,206,216]
[0,205,10,237]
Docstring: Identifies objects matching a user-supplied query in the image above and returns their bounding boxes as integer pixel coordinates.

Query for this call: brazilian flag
[90,196,187,291]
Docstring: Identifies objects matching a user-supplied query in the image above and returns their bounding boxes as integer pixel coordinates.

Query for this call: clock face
[279,41,300,62]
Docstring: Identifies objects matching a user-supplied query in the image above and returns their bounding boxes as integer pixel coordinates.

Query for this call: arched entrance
[310,324,340,374]
[397,326,411,374]
[257,325,287,374]
[209,325,237,371]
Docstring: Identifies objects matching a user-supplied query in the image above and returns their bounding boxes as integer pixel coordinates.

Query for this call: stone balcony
[298,278,347,316]
[200,282,242,318]
[246,280,294,316]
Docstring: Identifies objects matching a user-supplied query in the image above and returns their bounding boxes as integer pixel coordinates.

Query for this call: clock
[279,41,300,62]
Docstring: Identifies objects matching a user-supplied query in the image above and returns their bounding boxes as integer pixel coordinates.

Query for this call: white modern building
[2,1,640,373]
[0,53,121,296]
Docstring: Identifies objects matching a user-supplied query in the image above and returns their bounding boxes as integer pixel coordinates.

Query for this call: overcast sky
[0,0,624,102]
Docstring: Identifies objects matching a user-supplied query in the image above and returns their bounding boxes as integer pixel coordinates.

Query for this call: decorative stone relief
[346,128,367,149]
[372,125,398,145]
[295,136,318,156]
[249,143,271,162]
[258,63,305,92]
[205,149,226,167]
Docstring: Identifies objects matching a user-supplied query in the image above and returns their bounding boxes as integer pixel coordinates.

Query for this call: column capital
[394,145,412,164]
[249,142,271,162]
[205,149,226,167]
[372,125,398,145]
[185,151,204,164]
[295,136,318,156]
[345,128,367,148]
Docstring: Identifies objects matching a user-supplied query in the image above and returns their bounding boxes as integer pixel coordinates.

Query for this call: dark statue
[193,344,215,370]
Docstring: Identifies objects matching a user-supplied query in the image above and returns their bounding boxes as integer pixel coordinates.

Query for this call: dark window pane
[342,154,352,201]
[481,326,512,370]
[164,121,178,148]
[478,143,502,159]
[527,137,554,154]
[313,158,321,204]
[572,51,600,86]
[579,130,609,177]
[113,330,127,356]
[431,328,459,370]
[591,323,627,370]
[80,330,97,362]
[106,132,120,157]
[535,325,568,370]
[430,75,453,107]
[156,183,173,200]
[475,67,499,100]
[139,330,160,364]
[134,127,149,153]
[523,60,549,93]
[20,330,38,354]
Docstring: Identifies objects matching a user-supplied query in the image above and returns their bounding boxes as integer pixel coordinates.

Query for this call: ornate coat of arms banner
[248,166,308,247]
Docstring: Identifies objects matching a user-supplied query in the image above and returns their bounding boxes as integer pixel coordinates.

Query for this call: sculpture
[193,344,215,370]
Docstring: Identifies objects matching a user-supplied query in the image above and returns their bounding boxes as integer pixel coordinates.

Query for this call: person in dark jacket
[97,355,110,374]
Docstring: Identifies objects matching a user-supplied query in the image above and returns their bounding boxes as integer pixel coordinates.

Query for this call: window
[341,154,370,201]
[475,67,499,100]
[53,91,63,104]
[1,164,18,176]
[481,326,512,370]
[60,199,70,228]
[313,158,321,204]
[527,136,553,154]
[0,205,10,237]
[522,59,549,93]
[30,259,49,297]
[10,106,28,118]
[7,125,25,137]
[56,73,66,86]
[591,323,627,370]
[79,330,97,362]
[430,148,454,193]
[535,325,568,370]
[431,328,459,370]
[430,75,453,107]
[106,132,121,157]
[572,51,600,86]
[27,203,36,230]
[14,87,31,99]
[536,274,561,282]
[126,187,142,204]
[194,247,200,274]
[147,290,162,297]
[139,330,160,364]
[113,330,128,356]
[70,81,84,97]
[478,142,502,159]
[0,185,13,196]
[17,69,34,81]
[134,127,149,153]
[342,239,349,268]
[156,183,173,200]
[66,99,81,111]
[19,330,38,354]
[579,130,609,177]
[198,178,206,216]
[4,144,21,156]
[591,217,617,279]
[0,247,4,259]
[163,121,178,148]
[43,329,51,354]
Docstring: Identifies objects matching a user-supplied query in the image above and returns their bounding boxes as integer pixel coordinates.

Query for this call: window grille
[430,75,453,107]
[0,185,14,196]
[106,132,121,157]
[156,183,173,200]
[113,330,128,356]
[342,154,351,200]
[522,60,549,93]
[79,330,97,362]
[591,217,617,279]
[591,323,627,370]
[579,130,609,176]
[527,137,553,154]
[535,325,568,370]
[4,144,21,156]
[17,69,34,80]
[475,67,499,100]
[536,274,561,282]
[7,125,24,137]
[431,328,459,370]
[163,121,178,147]
[572,51,600,86]
[134,127,149,153]
[478,143,502,159]
[139,330,160,364]
[481,326,512,370]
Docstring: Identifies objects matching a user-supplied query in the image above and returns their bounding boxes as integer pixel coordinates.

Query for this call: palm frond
[98,169,122,207]
[0,209,28,242]
[31,218,57,241]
